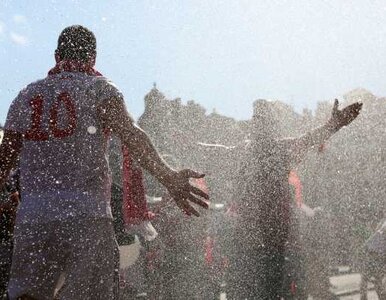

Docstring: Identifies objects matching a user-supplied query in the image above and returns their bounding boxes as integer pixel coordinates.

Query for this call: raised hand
[330,99,363,130]
[163,169,209,217]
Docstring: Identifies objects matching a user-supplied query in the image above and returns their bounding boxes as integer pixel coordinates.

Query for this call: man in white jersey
[0,25,209,300]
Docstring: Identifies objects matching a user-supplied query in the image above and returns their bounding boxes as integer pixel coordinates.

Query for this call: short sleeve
[4,89,29,134]
[93,77,124,103]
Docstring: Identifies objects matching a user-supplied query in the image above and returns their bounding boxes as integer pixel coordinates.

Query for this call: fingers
[345,101,362,109]
[174,199,192,216]
[187,193,209,209]
[169,169,209,216]
[190,186,209,200]
[173,190,206,216]
[350,102,363,112]
[339,101,362,114]
[181,169,205,179]
[335,102,363,127]
[186,204,200,217]
[343,102,363,118]
[351,103,362,117]
[176,198,200,217]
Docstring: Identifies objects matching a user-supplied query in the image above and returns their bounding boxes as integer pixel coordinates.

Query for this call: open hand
[164,169,209,217]
[330,99,363,130]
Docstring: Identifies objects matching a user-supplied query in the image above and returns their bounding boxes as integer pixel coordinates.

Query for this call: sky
[1,0,386,124]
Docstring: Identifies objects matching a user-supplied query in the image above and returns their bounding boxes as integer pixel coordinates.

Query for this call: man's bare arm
[282,100,363,164]
[0,130,23,188]
[98,97,209,216]
[101,99,174,183]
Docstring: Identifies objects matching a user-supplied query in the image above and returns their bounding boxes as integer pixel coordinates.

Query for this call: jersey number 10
[25,92,77,141]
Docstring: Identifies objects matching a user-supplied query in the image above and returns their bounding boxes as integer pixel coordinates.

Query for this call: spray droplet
[87,126,97,134]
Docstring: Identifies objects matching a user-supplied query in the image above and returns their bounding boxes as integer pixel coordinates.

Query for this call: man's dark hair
[56,25,96,62]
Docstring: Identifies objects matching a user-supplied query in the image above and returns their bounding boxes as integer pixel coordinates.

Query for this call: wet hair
[56,25,96,62]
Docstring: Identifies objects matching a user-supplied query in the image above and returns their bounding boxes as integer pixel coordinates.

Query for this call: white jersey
[5,72,123,223]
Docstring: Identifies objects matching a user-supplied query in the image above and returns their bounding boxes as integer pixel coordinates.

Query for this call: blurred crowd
[113,86,384,299]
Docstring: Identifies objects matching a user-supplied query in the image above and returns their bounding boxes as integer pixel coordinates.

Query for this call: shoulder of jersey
[16,77,48,98]
[93,76,119,88]
[93,77,123,95]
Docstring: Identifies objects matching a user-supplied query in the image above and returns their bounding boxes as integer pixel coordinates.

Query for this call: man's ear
[89,53,96,67]
[54,50,61,63]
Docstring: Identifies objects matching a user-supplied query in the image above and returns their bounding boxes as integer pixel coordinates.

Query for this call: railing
[329,266,377,298]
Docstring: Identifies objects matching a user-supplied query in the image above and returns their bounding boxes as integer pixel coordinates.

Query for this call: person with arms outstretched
[0,25,208,300]
[206,99,362,299]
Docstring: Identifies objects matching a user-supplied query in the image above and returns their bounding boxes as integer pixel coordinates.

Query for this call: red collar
[48,60,102,76]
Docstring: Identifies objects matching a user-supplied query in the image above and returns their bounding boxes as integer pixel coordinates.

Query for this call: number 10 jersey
[5,72,123,224]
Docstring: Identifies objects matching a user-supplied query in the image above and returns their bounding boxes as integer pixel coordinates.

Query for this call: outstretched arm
[0,130,23,188]
[282,100,363,164]
[196,140,249,155]
[197,142,234,150]
[98,97,209,216]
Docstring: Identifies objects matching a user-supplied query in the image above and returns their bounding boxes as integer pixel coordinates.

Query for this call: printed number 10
[25,92,77,141]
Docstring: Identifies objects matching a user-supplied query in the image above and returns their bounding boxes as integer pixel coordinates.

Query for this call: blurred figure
[280,204,307,300]
[149,190,211,299]
[0,170,20,300]
[227,99,362,299]
[303,208,338,300]
[357,217,386,300]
